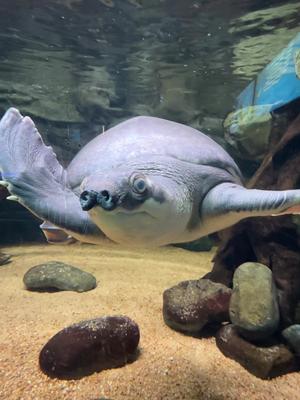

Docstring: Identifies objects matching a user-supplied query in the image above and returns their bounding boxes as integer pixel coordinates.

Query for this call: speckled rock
[229,262,279,341]
[39,315,140,379]
[163,279,232,333]
[216,324,297,379]
[282,325,300,355]
[23,261,96,292]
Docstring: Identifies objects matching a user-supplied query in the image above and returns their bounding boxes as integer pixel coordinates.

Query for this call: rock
[282,325,300,355]
[216,324,297,379]
[271,244,300,327]
[0,252,10,265]
[23,261,96,292]
[224,105,272,161]
[163,279,231,333]
[39,315,140,379]
[229,262,279,341]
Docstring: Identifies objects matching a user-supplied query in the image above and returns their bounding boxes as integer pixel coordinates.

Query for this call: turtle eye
[131,175,148,194]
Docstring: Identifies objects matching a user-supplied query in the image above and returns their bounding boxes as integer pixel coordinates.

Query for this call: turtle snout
[80,189,117,211]
[97,190,117,211]
[80,190,98,211]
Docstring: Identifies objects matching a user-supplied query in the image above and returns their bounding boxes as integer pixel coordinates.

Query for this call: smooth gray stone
[282,325,300,355]
[229,262,279,341]
[23,260,97,292]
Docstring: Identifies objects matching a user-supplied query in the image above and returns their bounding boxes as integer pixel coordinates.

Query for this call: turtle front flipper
[201,182,300,236]
[0,108,103,243]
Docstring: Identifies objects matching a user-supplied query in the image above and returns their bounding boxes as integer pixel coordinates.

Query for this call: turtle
[0,107,300,247]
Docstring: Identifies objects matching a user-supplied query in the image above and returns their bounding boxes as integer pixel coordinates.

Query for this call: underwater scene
[1,0,300,399]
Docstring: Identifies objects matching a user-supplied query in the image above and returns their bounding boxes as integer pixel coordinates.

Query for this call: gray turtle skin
[0,108,300,247]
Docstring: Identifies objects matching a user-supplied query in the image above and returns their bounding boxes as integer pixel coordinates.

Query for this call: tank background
[0,0,299,244]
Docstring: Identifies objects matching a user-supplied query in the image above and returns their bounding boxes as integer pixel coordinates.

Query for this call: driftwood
[205,114,300,327]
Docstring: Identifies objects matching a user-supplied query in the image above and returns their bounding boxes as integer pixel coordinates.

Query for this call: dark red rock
[39,316,140,379]
[163,279,231,333]
[216,324,297,379]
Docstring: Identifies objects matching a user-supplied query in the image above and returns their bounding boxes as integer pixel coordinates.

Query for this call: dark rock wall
[207,115,300,327]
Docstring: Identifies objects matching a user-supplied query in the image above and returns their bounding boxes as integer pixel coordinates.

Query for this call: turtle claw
[0,180,8,187]
[7,195,19,201]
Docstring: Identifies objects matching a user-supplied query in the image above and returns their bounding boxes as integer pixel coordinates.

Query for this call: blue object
[237,32,300,112]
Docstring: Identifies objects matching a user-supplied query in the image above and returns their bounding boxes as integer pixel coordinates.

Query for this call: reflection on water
[0,0,299,243]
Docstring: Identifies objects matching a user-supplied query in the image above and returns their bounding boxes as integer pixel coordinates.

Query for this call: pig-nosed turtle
[0,107,300,247]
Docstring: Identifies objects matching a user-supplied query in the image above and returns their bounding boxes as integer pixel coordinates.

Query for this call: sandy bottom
[0,242,299,400]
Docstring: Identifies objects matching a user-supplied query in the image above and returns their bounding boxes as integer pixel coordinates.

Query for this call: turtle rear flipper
[0,108,103,242]
[40,221,77,244]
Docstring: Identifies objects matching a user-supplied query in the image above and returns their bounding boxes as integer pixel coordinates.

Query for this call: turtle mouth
[115,209,155,219]
[80,190,118,211]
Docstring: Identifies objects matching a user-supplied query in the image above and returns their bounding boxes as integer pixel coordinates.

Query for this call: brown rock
[163,279,231,333]
[216,324,297,379]
[39,315,140,379]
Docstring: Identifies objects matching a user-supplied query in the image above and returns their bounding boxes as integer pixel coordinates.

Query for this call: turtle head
[79,165,192,246]
[79,171,159,212]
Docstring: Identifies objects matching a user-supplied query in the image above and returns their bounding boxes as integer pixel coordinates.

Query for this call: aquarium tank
[1,1,300,399]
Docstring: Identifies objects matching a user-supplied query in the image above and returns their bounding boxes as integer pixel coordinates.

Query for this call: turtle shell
[67,116,242,190]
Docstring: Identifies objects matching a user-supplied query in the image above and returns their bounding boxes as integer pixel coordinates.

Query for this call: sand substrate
[0,242,299,400]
